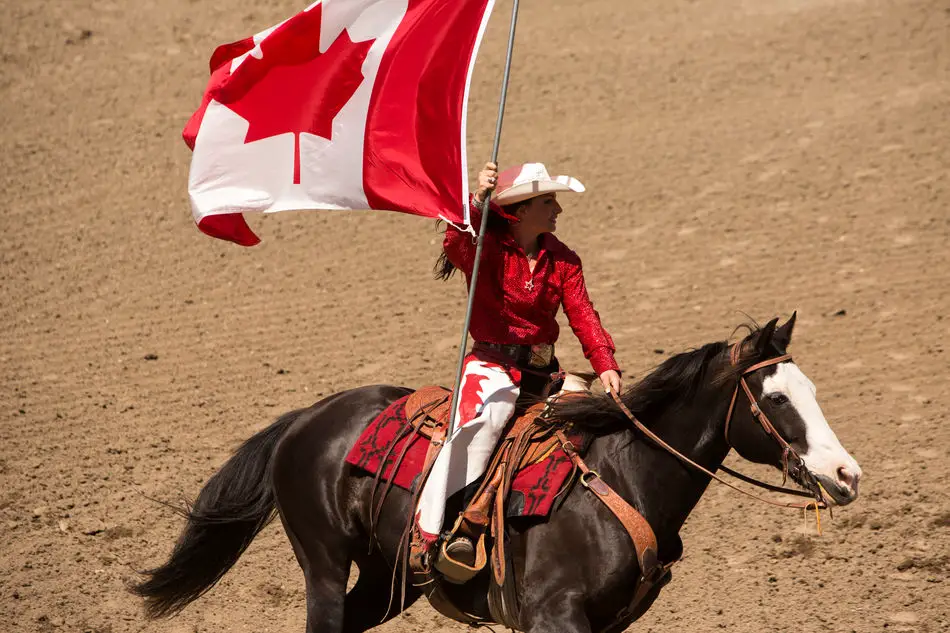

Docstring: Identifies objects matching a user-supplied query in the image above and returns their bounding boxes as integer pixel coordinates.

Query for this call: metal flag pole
[445,0,521,440]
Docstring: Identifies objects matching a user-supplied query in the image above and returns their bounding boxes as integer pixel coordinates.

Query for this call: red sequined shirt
[444,199,619,375]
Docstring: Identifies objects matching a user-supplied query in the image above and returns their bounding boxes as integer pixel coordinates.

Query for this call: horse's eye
[767,393,789,406]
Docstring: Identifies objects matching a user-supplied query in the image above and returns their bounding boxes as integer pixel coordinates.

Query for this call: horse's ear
[752,318,779,356]
[772,311,797,352]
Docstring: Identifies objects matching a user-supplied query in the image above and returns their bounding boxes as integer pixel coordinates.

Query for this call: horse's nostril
[837,466,854,488]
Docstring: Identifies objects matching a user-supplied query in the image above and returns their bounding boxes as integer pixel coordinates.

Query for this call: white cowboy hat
[493,163,586,206]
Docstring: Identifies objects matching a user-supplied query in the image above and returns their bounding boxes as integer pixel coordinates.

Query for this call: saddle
[405,386,563,483]
[392,385,673,630]
[402,386,564,578]
[405,386,560,556]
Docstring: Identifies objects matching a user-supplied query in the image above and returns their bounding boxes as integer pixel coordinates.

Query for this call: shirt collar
[500,231,555,258]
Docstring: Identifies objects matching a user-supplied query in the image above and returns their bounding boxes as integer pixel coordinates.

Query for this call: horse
[131,314,862,632]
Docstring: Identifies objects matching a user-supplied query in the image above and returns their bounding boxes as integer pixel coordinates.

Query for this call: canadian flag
[183,0,495,245]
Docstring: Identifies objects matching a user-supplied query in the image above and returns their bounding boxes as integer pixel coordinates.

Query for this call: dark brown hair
[433,202,522,280]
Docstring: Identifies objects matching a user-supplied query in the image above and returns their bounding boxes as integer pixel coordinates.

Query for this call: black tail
[131,411,298,618]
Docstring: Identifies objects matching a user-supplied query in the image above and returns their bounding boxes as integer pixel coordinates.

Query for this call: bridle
[721,349,817,492]
[607,345,827,511]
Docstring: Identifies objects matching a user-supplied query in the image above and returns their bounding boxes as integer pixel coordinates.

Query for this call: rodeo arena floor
[2,0,949,631]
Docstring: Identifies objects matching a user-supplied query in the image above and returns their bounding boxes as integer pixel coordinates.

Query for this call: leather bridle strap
[722,352,820,496]
[608,391,825,510]
[724,354,792,448]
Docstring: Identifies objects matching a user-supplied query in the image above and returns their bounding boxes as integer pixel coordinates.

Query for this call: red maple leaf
[214,4,375,184]
[458,373,490,428]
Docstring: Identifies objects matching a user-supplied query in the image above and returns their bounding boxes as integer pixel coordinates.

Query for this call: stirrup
[444,536,476,566]
[433,514,488,585]
[434,521,488,585]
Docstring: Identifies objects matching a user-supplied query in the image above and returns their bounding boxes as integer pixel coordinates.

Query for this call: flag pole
[446,0,521,440]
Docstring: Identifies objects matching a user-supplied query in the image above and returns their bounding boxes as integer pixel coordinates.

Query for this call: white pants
[415,355,520,539]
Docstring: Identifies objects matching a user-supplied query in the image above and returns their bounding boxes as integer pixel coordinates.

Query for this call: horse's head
[725,313,862,506]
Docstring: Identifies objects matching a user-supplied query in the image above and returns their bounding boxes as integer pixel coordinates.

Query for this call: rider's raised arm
[441,196,503,275]
[442,162,501,275]
[560,253,619,376]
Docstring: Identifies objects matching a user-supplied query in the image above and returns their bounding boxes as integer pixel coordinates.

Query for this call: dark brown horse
[132,315,861,632]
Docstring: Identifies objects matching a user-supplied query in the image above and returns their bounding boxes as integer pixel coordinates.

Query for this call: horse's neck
[587,388,732,551]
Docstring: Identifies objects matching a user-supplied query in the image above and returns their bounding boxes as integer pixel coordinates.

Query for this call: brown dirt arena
[2,0,949,631]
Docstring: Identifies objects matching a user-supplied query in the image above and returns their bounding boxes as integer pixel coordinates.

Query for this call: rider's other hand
[599,370,622,396]
[474,162,498,203]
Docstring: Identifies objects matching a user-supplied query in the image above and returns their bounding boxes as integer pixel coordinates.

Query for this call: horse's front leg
[516,495,638,633]
[519,589,592,633]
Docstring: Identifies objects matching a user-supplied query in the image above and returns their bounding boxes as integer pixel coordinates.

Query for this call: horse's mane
[546,324,764,433]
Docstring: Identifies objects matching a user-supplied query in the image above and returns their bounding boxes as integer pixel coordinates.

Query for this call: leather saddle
[404,385,563,480]
[395,384,671,631]
[402,385,568,583]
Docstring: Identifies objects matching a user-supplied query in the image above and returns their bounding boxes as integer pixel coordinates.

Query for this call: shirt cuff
[588,347,619,375]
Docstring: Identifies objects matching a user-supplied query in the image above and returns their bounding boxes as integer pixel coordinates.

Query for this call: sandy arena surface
[2,0,949,631]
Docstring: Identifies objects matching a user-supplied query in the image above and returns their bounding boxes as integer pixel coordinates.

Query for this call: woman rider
[416,161,622,567]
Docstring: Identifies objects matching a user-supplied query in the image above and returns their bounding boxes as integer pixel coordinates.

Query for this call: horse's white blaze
[762,363,862,490]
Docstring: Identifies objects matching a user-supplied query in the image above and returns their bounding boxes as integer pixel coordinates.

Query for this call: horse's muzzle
[815,471,860,506]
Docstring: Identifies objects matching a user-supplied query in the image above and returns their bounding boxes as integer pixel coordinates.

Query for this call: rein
[607,350,827,511]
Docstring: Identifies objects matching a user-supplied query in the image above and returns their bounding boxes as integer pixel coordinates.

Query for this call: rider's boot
[442,535,476,567]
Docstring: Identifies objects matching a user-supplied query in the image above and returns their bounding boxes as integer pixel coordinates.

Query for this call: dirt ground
[2,0,949,631]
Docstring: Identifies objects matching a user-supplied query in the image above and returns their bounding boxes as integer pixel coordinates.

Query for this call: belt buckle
[528,343,553,368]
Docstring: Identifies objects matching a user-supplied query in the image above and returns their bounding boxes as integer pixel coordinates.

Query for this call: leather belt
[473,342,554,369]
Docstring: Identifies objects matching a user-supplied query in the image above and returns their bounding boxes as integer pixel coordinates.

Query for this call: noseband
[607,345,826,511]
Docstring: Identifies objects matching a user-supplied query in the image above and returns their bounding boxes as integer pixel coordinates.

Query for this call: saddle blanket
[345,394,587,518]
